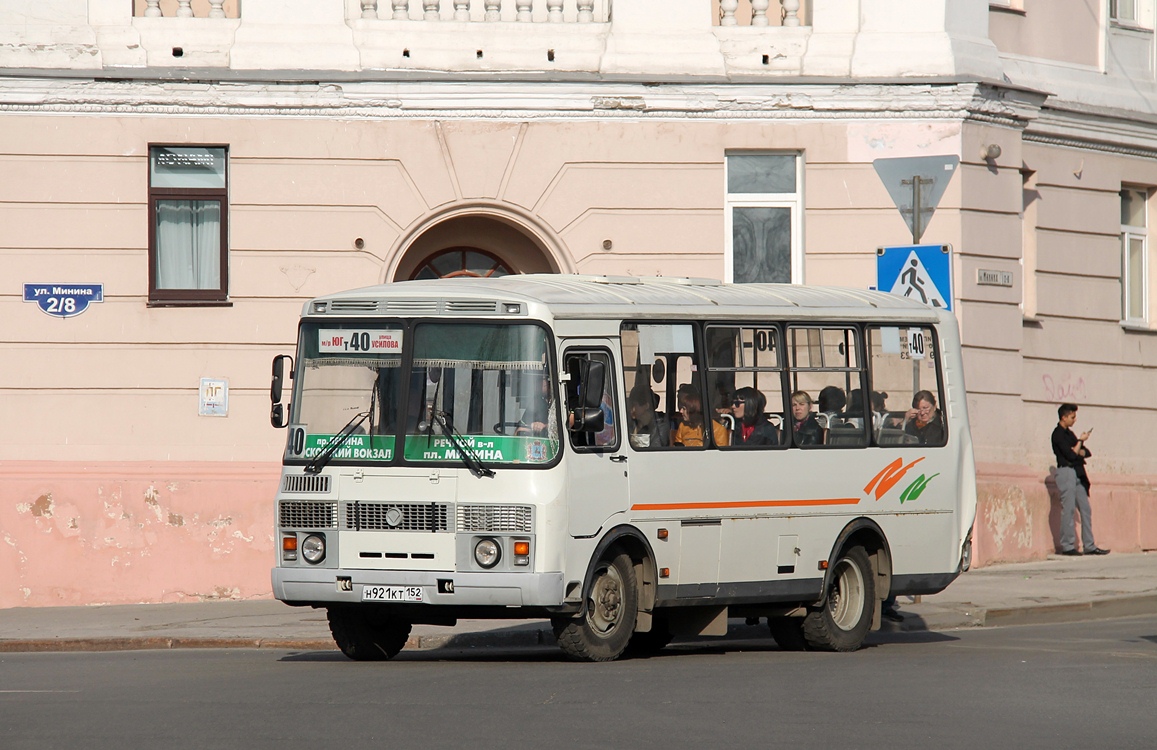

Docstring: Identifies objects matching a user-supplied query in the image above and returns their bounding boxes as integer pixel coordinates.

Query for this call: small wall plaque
[977,269,1013,287]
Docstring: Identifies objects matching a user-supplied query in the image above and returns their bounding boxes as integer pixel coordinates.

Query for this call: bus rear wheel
[802,545,874,652]
[327,606,412,661]
[553,551,638,662]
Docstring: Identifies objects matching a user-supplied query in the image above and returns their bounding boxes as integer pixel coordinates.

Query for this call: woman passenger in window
[904,390,945,445]
[790,390,823,446]
[730,387,779,446]
[671,386,730,447]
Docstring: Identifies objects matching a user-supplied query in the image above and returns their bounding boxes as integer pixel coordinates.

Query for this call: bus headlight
[474,538,501,569]
[301,534,326,564]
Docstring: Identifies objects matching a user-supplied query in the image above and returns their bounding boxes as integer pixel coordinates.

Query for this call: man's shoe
[1059,549,1081,556]
[1085,548,1110,555]
[881,608,904,622]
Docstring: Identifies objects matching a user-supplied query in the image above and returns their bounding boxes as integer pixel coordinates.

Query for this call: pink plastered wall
[4,459,1156,608]
[0,461,281,609]
[972,462,1157,568]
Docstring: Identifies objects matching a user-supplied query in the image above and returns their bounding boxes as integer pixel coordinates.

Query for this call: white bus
[270,275,976,661]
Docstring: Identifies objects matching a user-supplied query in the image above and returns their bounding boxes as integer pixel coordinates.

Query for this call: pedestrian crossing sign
[876,244,952,312]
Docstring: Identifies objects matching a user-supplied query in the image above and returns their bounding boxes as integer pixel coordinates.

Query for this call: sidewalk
[1,552,1155,654]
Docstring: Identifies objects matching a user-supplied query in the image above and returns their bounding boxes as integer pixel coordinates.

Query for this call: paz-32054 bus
[269,275,976,661]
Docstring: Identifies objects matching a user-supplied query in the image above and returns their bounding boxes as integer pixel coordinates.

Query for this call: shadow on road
[276,619,961,664]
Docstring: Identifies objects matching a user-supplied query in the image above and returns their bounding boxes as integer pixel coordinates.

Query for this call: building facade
[2,0,1156,608]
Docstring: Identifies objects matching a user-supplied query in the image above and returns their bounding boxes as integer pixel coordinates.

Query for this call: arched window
[410,248,513,280]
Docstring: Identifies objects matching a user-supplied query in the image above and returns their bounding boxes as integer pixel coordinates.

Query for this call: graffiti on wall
[1042,374,1087,403]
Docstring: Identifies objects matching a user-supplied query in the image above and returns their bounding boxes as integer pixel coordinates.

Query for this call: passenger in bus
[846,390,868,425]
[817,385,847,416]
[626,386,669,449]
[729,387,780,446]
[790,390,823,446]
[870,390,888,424]
[903,390,945,445]
[671,386,730,447]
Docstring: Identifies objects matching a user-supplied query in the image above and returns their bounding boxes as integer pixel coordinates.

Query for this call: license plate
[361,585,423,603]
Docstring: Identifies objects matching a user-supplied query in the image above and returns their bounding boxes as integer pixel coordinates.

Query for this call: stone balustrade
[355,0,609,23]
[135,0,240,17]
[716,0,805,27]
[127,0,808,26]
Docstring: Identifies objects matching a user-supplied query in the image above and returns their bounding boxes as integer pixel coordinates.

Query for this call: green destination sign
[403,435,558,464]
[304,434,395,461]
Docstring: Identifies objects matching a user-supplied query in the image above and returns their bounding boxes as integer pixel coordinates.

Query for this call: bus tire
[327,606,412,661]
[553,550,638,662]
[624,615,673,658]
[802,545,874,652]
[768,616,809,651]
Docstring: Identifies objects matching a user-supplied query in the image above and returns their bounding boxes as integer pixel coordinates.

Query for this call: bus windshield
[289,321,559,467]
[291,324,403,464]
[404,322,559,466]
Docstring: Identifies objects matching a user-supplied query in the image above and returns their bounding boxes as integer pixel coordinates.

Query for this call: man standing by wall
[1051,403,1109,556]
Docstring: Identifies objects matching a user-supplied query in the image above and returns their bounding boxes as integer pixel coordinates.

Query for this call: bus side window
[705,324,786,449]
[787,326,868,448]
[619,323,699,450]
[867,326,946,447]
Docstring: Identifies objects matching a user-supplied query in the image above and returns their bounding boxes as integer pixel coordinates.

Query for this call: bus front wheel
[327,606,412,661]
[553,550,638,662]
[802,545,874,652]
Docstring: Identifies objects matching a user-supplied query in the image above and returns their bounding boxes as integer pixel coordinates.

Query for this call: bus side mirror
[270,354,293,428]
[570,406,605,433]
[566,356,606,433]
[582,359,605,410]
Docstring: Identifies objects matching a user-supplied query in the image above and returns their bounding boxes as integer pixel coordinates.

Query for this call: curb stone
[2,594,1155,654]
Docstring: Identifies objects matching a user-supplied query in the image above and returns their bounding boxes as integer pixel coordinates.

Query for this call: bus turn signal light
[283,536,298,551]
[513,541,530,556]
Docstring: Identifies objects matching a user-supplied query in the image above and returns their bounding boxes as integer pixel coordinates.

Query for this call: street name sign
[23,283,104,318]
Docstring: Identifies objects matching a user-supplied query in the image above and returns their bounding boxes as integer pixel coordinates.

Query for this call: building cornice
[1026,103,1157,159]
[0,77,1041,126]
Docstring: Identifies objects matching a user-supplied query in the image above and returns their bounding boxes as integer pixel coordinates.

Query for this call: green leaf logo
[899,473,940,503]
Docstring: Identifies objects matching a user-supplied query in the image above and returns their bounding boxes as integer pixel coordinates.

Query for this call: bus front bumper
[272,567,566,608]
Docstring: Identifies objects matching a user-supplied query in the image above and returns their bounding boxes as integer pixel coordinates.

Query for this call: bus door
[561,344,629,538]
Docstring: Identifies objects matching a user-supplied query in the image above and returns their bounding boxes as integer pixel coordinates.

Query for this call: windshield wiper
[304,410,370,475]
[432,411,495,479]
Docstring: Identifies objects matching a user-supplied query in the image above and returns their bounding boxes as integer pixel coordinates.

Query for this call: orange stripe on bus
[630,498,860,511]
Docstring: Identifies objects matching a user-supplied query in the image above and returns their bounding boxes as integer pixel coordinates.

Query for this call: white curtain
[156,199,221,289]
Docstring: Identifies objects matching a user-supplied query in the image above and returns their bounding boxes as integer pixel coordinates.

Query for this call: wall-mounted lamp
[980,144,1002,161]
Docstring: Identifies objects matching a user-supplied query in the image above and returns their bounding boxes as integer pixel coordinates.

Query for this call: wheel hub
[588,566,624,634]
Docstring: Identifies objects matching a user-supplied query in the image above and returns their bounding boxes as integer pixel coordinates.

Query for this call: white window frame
[1111,0,1155,29]
[723,151,804,285]
[1121,186,1149,326]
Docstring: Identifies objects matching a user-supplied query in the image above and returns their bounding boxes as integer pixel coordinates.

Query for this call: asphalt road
[3,616,1156,749]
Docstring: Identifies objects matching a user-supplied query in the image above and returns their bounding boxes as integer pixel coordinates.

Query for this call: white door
[562,343,630,538]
